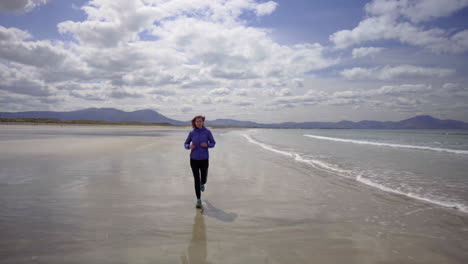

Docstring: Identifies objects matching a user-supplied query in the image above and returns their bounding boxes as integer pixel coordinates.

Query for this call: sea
[239,129,468,213]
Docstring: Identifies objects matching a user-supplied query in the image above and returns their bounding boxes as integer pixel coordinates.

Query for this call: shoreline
[0,122,250,130]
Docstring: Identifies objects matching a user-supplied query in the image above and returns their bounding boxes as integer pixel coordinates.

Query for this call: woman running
[184,115,216,208]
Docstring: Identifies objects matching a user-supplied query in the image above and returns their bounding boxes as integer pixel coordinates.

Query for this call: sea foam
[243,133,468,213]
[242,134,349,175]
[304,134,468,155]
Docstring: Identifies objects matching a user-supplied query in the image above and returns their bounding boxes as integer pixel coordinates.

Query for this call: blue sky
[0,0,467,122]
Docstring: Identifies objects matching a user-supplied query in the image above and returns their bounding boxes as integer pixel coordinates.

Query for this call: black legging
[190,159,209,199]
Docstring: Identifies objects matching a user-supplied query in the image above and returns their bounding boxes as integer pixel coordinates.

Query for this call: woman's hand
[190,144,196,149]
[200,142,208,148]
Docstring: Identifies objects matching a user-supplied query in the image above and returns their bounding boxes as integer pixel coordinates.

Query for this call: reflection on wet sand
[181,211,211,264]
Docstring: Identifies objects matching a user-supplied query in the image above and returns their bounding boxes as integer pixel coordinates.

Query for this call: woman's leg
[200,159,209,186]
[190,159,201,199]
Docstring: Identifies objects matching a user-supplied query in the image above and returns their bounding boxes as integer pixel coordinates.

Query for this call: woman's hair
[191,115,205,128]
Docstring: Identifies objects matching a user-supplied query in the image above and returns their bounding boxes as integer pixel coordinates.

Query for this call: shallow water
[241,129,468,213]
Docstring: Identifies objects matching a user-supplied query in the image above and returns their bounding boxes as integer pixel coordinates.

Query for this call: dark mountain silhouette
[1,108,467,129]
[390,115,467,129]
[0,107,186,125]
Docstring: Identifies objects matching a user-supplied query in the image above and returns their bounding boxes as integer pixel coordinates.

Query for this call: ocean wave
[303,134,468,155]
[242,133,468,213]
[356,173,468,213]
[242,134,349,175]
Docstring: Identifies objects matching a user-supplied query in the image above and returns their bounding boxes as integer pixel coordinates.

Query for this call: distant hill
[263,115,468,129]
[0,108,186,126]
[1,108,467,129]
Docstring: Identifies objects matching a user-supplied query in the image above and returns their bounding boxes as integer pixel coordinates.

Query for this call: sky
[0,0,467,123]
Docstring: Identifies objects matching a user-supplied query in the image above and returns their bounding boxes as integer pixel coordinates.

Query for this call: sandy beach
[0,124,467,263]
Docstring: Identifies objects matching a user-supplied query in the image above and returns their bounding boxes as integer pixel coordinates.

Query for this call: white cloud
[109,89,143,99]
[151,16,335,81]
[374,84,432,95]
[0,27,90,82]
[277,88,292,96]
[333,84,432,98]
[330,0,468,53]
[0,0,50,14]
[341,65,455,80]
[2,0,465,121]
[180,106,193,113]
[213,96,231,103]
[442,83,462,91]
[56,0,335,84]
[0,26,31,41]
[148,89,176,96]
[440,83,468,97]
[41,0,338,112]
[209,88,231,96]
[235,101,254,106]
[270,84,434,112]
[254,1,277,16]
[365,0,468,23]
[69,90,106,101]
[0,0,328,115]
[272,90,327,105]
[234,89,249,96]
[199,97,213,104]
[0,64,51,96]
[57,0,279,47]
[352,47,384,58]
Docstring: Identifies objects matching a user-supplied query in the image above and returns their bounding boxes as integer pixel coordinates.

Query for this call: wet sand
[0,124,467,263]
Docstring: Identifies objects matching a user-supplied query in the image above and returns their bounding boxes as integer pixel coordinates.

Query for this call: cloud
[151,16,335,82]
[213,96,231,103]
[333,84,432,98]
[57,0,279,48]
[341,65,455,80]
[208,88,231,96]
[235,102,254,106]
[269,84,434,112]
[199,97,213,104]
[440,82,468,97]
[0,38,68,69]
[3,0,464,121]
[272,90,327,105]
[0,90,64,112]
[43,0,338,105]
[0,64,51,96]
[326,84,433,113]
[374,84,433,95]
[148,89,176,96]
[380,97,427,113]
[36,0,337,111]
[0,26,90,83]
[0,26,31,41]
[254,1,277,16]
[0,0,50,14]
[180,106,192,113]
[109,89,144,99]
[234,89,249,96]
[69,90,106,101]
[211,68,260,80]
[352,47,384,58]
[365,0,468,23]
[330,0,468,53]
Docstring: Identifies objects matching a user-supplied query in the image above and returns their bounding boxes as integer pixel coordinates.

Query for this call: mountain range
[1,108,467,129]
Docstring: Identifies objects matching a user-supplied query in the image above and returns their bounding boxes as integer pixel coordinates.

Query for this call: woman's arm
[184,132,192,149]
[207,131,216,148]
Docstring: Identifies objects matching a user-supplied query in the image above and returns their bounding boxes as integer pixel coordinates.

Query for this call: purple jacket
[184,127,216,160]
